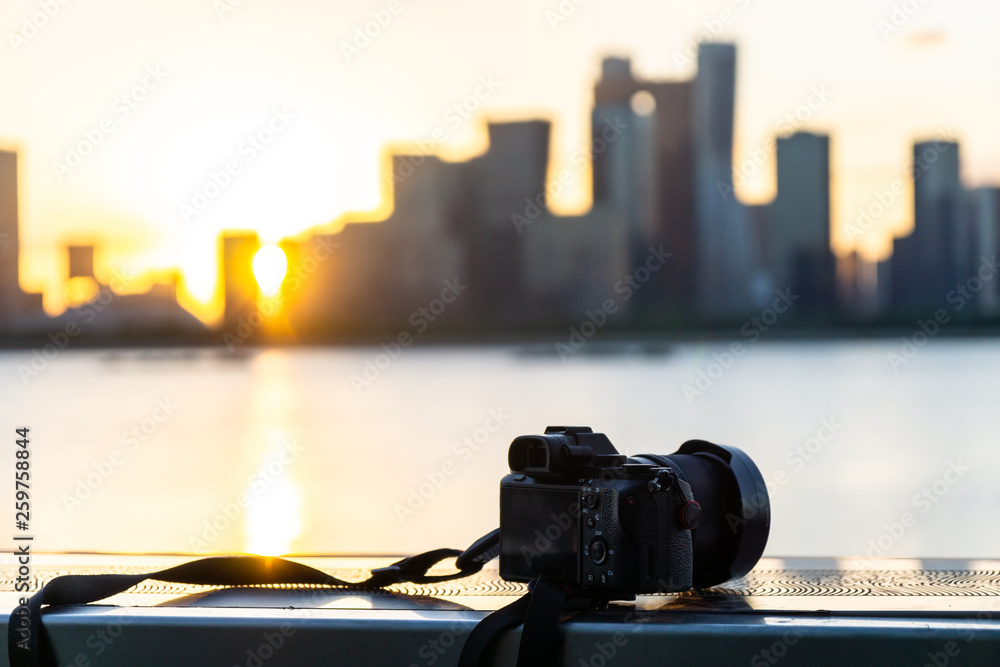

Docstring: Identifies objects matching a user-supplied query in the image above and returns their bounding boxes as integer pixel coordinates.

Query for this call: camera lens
[633,440,770,588]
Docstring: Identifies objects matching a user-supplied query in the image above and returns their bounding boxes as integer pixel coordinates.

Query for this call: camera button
[681,500,702,530]
[586,572,595,583]
[586,517,595,529]
[600,573,608,585]
[583,492,598,509]
[590,538,608,566]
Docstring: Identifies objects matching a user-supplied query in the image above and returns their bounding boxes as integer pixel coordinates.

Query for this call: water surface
[1,339,997,561]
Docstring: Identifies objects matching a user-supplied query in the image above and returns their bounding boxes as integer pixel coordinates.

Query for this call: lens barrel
[634,440,770,588]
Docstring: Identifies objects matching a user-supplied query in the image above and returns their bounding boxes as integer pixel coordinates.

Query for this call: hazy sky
[2,0,999,315]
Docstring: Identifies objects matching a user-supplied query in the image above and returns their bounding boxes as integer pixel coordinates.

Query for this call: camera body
[498,426,770,599]
[499,427,700,598]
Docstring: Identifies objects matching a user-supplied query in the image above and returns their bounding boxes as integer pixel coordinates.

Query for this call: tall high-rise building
[647,80,697,312]
[588,45,764,319]
[475,121,550,221]
[591,57,697,314]
[767,132,835,308]
[591,58,658,269]
[0,151,21,322]
[591,58,696,315]
[221,233,260,330]
[465,121,551,320]
[374,155,466,323]
[692,43,758,317]
[891,141,966,310]
[876,258,893,315]
[591,57,636,209]
[967,186,1000,314]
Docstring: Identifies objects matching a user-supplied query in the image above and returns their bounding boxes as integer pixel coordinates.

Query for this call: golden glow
[63,277,99,308]
[243,354,303,556]
[245,474,302,557]
[9,2,1000,317]
[252,245,288,298]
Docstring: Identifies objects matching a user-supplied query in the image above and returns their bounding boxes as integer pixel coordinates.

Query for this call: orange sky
[2,0,998,321]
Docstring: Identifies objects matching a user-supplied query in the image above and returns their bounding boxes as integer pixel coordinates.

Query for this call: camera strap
[456,575,571,667]
[8,529,501,667]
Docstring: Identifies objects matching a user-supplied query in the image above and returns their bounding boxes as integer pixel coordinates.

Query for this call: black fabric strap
[516,577,569,667]
[8,531,500,667]
[457,592,533,667]
[457,576,571,667]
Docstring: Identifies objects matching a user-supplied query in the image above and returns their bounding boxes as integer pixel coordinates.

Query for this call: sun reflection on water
[245,470,302,556]
[243,352,304,556]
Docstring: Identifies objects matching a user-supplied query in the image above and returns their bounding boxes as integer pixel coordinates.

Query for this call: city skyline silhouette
[2,0,998,321]
[1,40,997,343]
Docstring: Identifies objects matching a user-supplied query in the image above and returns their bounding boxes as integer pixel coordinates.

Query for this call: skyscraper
[0,151,21,323]
[221,233,260,330]
[767,132,835,308]
[692,43,758,317]
[967,186,999,314]
[591,58,658,269]
[466,121,551,319]
[647,80,697,313]
[591,58,697,314]
[375,155,466,323]
[891,141,965,310]
[476,121,550,220]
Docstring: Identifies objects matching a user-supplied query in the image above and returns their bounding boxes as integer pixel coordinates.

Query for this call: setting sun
[252,244,288,297]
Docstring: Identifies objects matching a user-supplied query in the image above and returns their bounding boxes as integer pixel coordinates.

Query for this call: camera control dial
[589,538,608,566]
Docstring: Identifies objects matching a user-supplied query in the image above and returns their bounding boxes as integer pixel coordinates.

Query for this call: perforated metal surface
[7,565,1000,598]
[4,556,1000,613]
[5,556,1000,667]
[703,569,1000,597]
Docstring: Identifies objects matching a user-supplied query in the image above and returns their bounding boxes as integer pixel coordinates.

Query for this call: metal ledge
[3,555,1000,666]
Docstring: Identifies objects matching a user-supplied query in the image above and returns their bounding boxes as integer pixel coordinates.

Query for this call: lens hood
[636,440,770,588]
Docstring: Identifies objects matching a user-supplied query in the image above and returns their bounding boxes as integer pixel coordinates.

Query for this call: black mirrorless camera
[499,427,770,598]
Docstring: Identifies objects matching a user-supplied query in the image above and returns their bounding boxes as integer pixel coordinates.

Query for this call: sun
[252,245,288,297]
